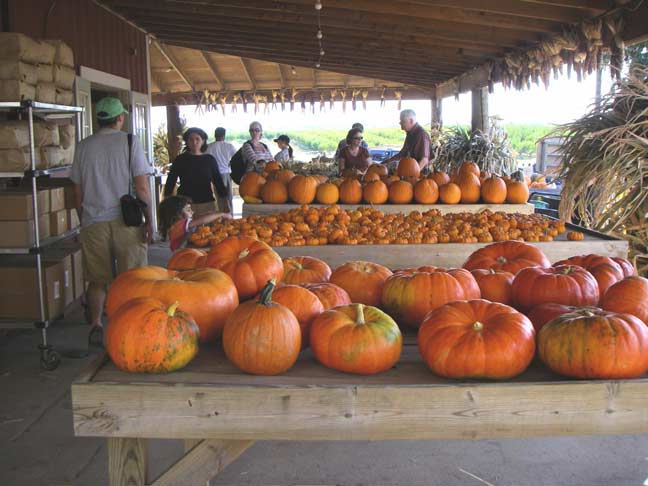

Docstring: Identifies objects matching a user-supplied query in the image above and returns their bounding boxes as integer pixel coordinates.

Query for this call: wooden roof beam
[239,57,256,91]
[153,40,194,91]
[276,64,286,89]
[199,51,225,90]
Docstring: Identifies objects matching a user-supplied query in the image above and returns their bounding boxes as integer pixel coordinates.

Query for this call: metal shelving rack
[0,100,83,370]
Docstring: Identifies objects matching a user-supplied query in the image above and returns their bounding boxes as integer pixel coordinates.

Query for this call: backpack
[230,141,269,185]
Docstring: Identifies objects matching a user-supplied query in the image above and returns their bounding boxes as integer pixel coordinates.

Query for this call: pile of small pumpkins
[104,236,648,382]
[189,205,568,248]
[239,159,530,206]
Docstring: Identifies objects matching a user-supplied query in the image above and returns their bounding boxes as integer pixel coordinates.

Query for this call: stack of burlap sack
[0,32,76,171]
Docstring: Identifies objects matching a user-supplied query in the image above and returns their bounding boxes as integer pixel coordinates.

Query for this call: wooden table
[72,336,648,485]
[243,202,535,217]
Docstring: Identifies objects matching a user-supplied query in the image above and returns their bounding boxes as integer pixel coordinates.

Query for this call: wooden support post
[471,87,489,133]
[431,97,442,127]
[108,438,147,486]
[166,105,183,163]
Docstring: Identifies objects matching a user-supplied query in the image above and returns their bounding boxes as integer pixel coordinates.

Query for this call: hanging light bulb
[316,30,323,40]
[320,49,325,56]
[315,1,322,10]
[291,66,297,75]
[315,63,321,68]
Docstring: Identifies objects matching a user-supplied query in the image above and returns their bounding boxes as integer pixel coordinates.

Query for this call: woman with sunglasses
[337,128,371,175]
[241,121,273,172]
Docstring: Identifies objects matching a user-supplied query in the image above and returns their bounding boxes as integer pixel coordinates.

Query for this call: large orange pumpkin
[260,180,288,204]
[362,172,381,183]
[366,163,388,178]
[396,157,421,179]
[554,254,627,300]
[303,282,352,310]
[601,276,648,323]
[470,268,514,305]
[506,172,530,203]
[463,241,550,273]
[538,308,648,379]
[363,180,389,204]
[167,248,206,271]
[613,257,636,278]
[338,178,363,204]
[204,236,284,300]
[268,169,296,185]
[413,179,439,204]
[222,280,301,375]
[329,261,393,307]
[381,267,480,328]
[282,256,331,285]
[429,170,450,187]
[458,161,480,178]
[105,298,199,373]
[315,182,339,204]
[526,302,580,332]
[456,172,481,204]
[438,182,461,204]
[310,303,402,375]
[105,266,239,342]
[511,265,599,312]
[264,160,281,173]
[288,175,318,204]
[238,172,266,199]
[418,299,536,379]
[480,175,507,204]
[388,180,414,204]
[272,284,324,346]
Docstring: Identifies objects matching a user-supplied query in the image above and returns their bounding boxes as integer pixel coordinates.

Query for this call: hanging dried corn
[208,92,217,111]
[330,89,337,110]
[271,90,278,110]
[310,94,315,114]
[241,92,248,113]
[280,89,286,111]
[290,88,298,112]
[379,87,386,107]
[219,94,227,116]
[394,90,402,111]
[263,96,270,115]
[319,92,325,111]
[230,93,239,113]
[252,93,260,114]
[361,90,369,110]
[605,16,625,79]
[340,90,347,113]
[351,89,361,111]
[582,19,603,75]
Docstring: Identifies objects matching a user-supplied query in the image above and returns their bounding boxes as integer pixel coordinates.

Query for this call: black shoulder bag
[120,134,147,227]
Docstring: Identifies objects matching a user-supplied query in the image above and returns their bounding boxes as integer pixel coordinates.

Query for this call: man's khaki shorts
[80,219,147,284]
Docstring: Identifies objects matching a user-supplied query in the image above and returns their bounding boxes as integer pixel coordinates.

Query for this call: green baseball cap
[95,97,128,120]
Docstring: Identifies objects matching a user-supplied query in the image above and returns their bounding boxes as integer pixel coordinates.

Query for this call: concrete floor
[2,243,648,485]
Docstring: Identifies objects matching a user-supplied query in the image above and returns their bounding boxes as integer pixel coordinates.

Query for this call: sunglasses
[353,136,363,140]
[250,128,262,132]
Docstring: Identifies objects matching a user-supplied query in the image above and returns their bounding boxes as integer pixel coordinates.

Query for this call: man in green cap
[70,96,153,345]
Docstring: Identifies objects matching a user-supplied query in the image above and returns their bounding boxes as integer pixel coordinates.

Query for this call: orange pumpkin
[413,179,439,204]
[272,284,324,346]
[338,178,363,204]
[264,160,281,173]
[458,161,480,178]
[366,163,388,178]
[396,157,421,179]
[222,280,301,375]
[456,172,481,204]
[601,276,648,323]
[310,303,402,374]
[105,266,239,342]
[167,248,206,271]
[105,298,200,373]
[506,171,530,203]
[260,180,288,203]
[470,268,514,305]
[382,174,401,187]
[282,256,331,285]
[288,175,318,204]
[363,180,389,204]
[527,302,580,332]
[388,180,414,204]
[463,241,550,273]
[303,282,352,310]
[204,236,284,300]
[428,170,450,187]
[418,299,536,379]
[438,182,461,204]
[238,172,266,199]
[362,172,381,183]
[316,182,339,204]
[554,254,628,300]
[480,175,507,204]
[330,261,393,307]
[268,169,296,185]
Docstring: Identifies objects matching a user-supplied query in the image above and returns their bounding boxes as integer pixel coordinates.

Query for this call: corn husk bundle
[554,64,648,274]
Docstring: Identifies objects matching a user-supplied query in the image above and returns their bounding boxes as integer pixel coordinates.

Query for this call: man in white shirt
[206,127,236,213]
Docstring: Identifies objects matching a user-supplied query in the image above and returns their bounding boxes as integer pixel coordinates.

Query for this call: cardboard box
[0,214,50,247]
[49,209,68,236]
[67,208,79,230]
[0,260,64,320]
[34,178,75,209]
[47,186,65,212]
[42,253,73,307]
[0,190,50,219]
[71,249,84,300]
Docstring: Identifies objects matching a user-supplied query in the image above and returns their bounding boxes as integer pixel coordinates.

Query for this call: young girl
[159,195,231,251]
[273,134,293,163]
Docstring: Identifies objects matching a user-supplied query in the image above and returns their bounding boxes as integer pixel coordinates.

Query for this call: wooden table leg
[108,437,148,486]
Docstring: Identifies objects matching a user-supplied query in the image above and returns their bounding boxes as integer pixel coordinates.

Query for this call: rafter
[276,64,286,89]
[239,57,255,90]
[199,51,225,90]
[153,40,194,90]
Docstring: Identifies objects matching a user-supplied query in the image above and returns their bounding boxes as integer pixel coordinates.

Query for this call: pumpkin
[303,282,352,310]
[338,178,363,204]
[458,161,480,178]
[396,157,421,179]
[438,183,461,204]
[238,172,266,199]
[613,257,636,277]
[480,175,507,204]
[470,268,514,305]
[413,179,439,204]
[272,284,324,346]
[381,267,480,328]
[456,172,481,204]
[566,231,584,241]
[330,261,393,307]
[366,163,388,178]
[315,182,339,204]
[601,276,648,323]
[288,175,318,204]
[382,174,401,187]
[506,171,530,203]
[428,170,450,187]
[463,241,550,273]
[418,299,535,379]
[538,308,648,379]
[362,171,381,183]
[526,302,579,332]
[312,174,328,184]
[167,248,206,271]
[511,265,599,312]
[363,180,389,204]
[268,169,296,185]
[105,297,200,373]
[260,180,288,204]
[264,160,281,173]
[204,236,284,300]
[388,180,414,204]
[222,280,301,375]
[105,266,239,342]
[309,303,402,375]
[342,168,358,179]
[554,254,627,300]
[282,256,331,285]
